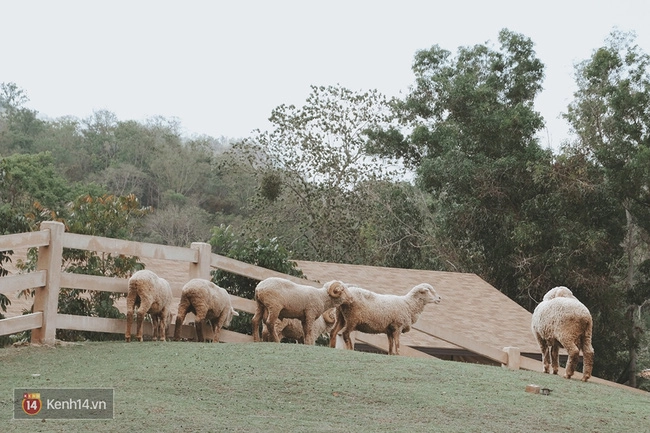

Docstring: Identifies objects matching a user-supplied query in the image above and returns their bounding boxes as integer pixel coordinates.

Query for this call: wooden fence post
[189,242,212,281]
[31,221,64,345]
[502,346,521,370]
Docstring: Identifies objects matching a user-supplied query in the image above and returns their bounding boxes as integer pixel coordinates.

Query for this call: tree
[369,29,549,297]
[565,30,650,386]
[237,84,403,263]
[0,82,44,154]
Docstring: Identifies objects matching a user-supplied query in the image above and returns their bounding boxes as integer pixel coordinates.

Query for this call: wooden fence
[0,221,313,345]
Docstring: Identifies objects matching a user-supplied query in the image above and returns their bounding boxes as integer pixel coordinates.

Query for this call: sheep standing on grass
[329,283,441,355]
[531,286,594,381]
[125,269,173,342]
[261,308,337,343]
[252,277,351,345]
[173,278,238,343]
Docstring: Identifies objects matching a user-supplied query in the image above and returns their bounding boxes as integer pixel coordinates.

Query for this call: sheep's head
[412,283,442,304]
[543,286,575,302]
[325,281,352,305]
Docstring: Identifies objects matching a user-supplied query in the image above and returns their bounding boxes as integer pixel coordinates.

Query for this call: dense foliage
[1,29,650,386]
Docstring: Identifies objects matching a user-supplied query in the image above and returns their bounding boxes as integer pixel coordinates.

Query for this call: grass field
[1,341,648,432]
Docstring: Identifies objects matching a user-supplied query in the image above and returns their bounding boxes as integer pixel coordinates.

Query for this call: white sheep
[125,269,173,342]
[173,278,239,343]
[329,283,442,355]
[261,308,337,343]
[531,286,594,381]
[251,277,352,345]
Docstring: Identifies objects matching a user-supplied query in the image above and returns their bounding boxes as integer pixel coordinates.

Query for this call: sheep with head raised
[251,277,351,345]
[531,286,594,381]
[329,283,442,355]
[173,278,239,343]
[261,308,337,343]
[125,269,173,342]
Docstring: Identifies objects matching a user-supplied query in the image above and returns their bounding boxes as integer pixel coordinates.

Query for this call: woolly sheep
[531,286,594,381]
[251,277,352,345]
[173,278,239,343]
[125,269,173,342]
[329,283,442,355]
[261,308,337,343]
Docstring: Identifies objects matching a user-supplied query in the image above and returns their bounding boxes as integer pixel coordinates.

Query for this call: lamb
[173,278,239,343]
[125,269,173,342]
[329,283,441,355]
[261,308,337,343]
[531,286,594,381]
[251,277,352,345]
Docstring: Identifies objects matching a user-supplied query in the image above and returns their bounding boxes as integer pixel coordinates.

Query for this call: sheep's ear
[232,308,239,317]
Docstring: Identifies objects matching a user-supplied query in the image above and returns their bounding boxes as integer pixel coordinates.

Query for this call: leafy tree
[565,30,650,386]
[238,84,403,263]
[0,82,44,155]
[369,29,549,296]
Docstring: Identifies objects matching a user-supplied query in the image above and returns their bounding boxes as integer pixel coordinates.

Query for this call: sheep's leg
[563,341,580,379]
[125,293,137,342]
[125,309,134,343]
[329,311,344,348]
[302,316,315,345]
[339,320,355,350]
[251,302,266,342]
[136,310,147,342]
[192,305,210,342]
[534,334,550,373]
[266,311,281,343]
[195,320,205,342]
[157,308,168,342]
[581,341,594,382]
[387,329,401,355]
[211,320,220,343]
[550,342,560,375]
[135,298,152,342]
[151,314,160,341]
[174,300,189,341]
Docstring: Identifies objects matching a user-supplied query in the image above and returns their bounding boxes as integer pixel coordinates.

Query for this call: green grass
[1,342,648,432]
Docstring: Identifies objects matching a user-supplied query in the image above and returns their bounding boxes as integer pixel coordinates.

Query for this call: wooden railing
[0,221,311,345]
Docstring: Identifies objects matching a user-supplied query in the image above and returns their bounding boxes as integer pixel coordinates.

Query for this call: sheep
[173,278,239,343]
[261,308,337,343]
[329,283,442,355]
[531,286,594,381]
[125,269,173,342]
[251,277,352,345]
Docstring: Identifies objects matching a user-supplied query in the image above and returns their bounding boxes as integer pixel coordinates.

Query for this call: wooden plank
[413,323,508,364]
[0,312,43,335]
[0,271,46,295]
[0,231,50,251]
[62,233,198,263]
[230,296,256,314]
[56,314,253,343]
[60,273,128,293]
[211,254,318,286]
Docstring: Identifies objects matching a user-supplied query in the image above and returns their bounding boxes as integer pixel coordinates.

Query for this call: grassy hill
[1,341,648,432]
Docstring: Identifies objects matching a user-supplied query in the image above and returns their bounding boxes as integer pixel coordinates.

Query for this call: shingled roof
[294,260,540,360]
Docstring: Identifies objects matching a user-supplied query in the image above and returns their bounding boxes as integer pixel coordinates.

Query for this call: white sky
[3,0,650,150]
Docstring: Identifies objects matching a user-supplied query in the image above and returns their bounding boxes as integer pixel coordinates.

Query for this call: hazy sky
[3,0,650,149]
